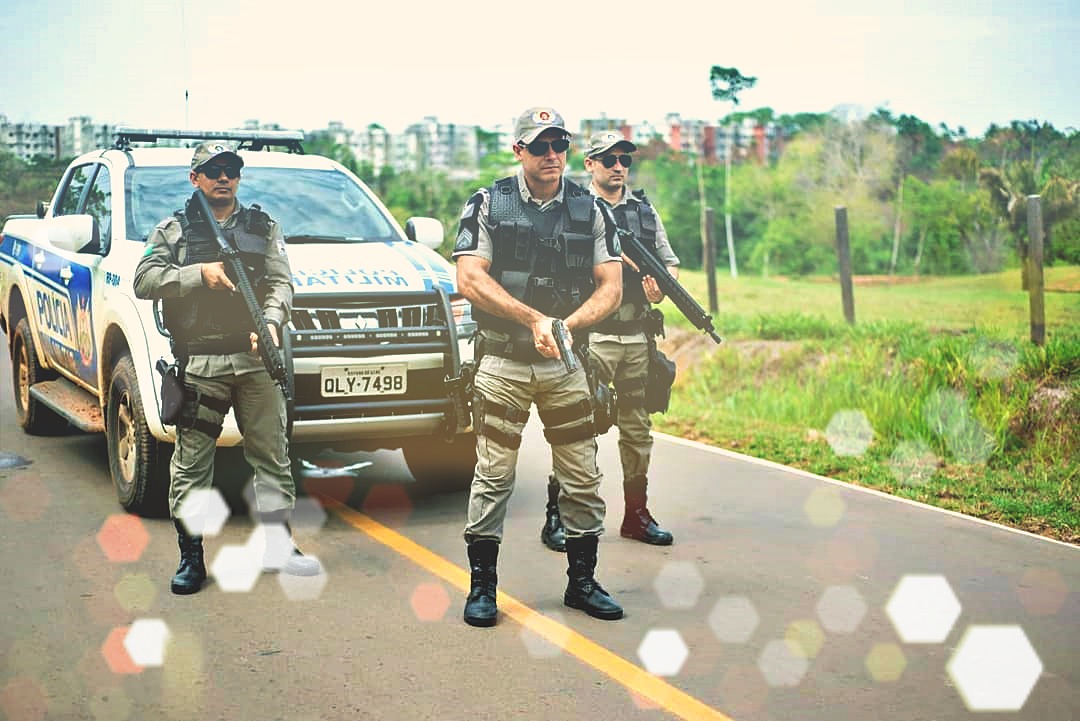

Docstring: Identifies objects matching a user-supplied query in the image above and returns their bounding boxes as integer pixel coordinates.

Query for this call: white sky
[2,0,1077,138]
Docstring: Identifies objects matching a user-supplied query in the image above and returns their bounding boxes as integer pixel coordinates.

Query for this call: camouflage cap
[514,107,571,144]
[584,131,637,158]
[190,141,244,171]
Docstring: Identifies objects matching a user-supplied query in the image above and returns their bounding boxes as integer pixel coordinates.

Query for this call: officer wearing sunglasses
[453,107,625,627]
[134,141,320,595]
[539,131,679,552]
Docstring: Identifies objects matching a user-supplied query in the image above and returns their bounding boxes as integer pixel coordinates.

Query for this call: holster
[156,358,186,425]
[644,338,677,414]
[583,348,618,434]
[444,361,476,439]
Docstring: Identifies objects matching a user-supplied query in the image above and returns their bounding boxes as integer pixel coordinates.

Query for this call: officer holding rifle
[540,131,679,552]
[134,141,319,595]
[452,107,625,627]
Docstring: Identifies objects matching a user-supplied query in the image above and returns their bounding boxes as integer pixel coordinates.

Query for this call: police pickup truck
[0,128,477,514]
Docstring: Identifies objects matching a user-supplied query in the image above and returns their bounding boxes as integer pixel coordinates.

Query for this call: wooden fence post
[1027,195,1045,346]
[705,207,718,314]
[834,206,855,325]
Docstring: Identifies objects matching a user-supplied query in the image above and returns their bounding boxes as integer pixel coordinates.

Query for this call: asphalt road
[0,344,1076,721]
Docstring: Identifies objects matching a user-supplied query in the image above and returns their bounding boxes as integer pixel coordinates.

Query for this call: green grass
[653,267,1080,543]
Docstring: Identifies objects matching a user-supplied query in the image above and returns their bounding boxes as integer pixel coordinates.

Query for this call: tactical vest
[475,176,596,353]
[594,189,660,334]
[161,194,273,351]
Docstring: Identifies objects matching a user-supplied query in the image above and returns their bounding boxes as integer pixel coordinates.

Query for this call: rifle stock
[619,230,722,344]
[193,190,292,403]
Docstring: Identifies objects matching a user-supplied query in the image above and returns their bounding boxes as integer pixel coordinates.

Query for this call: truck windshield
[125,166,400,242]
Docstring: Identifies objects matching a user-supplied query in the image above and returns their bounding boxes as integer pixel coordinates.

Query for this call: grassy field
[652,266,1079,543]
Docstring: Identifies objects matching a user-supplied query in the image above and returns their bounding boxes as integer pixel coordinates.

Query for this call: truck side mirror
[405,217,444,250]
[47,214,102,254]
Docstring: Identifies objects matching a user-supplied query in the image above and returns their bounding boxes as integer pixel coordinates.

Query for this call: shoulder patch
[454,190,484,253]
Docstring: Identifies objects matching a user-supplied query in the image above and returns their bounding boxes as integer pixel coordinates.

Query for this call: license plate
[320,363,407,397]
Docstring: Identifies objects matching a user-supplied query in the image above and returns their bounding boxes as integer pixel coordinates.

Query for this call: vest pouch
[492,222,532,271]
[560,232,593,272]
[644,341,677,414]
[156,359,186,425]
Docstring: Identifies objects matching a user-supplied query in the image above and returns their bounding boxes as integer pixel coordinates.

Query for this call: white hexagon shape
[519,611,572,659]
[803,487,846,528]
[947,625,1043,711]
[825,409,874,457]
[968,340,1019,381]
[245,523,293,571]
[923,388,994,465]
[653,561,705,610]
[210,545,261,592]
[888,439,940,487]
[177,488,230,537]
[637,629,688,677]
[816,585,867,634]
[277,563,329,600]
[288,497,328,537]
[885,574,961,643]
[757,638,809,687]
[708,596,760,644]
[123,618,170,667]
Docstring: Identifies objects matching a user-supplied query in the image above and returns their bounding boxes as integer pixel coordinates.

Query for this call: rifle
[193,189,292,404]
[550,318,579,373]
[618,229,722,344]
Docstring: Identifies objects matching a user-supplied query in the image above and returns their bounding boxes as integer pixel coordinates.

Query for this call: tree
[709,65,758,278]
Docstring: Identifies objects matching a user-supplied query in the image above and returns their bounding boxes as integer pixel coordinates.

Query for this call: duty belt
[483,339,545,364]
[177,335,253,356]
[593,318,644,335]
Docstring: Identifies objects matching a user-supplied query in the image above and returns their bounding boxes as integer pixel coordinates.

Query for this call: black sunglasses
[520,137,571,156]
[198,164,241,180]
[597,154,633,169]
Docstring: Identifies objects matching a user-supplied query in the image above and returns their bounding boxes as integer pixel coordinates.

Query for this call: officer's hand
[531,317,560,359]
[201,262,236,292]
[621,253,640,273]
[249,325,280,353]
[642,276,664,303]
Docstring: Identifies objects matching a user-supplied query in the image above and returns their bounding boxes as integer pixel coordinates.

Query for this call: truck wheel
[402,434,477,494]
[107,355,169,517]
[10,318,66,435]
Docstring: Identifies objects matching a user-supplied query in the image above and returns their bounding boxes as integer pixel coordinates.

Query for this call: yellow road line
[329,500,734,721]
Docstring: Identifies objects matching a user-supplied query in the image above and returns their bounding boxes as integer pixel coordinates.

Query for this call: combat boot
[620,475,674,546]
[171,519,207,595]
[540,474,566,552]
[464,539,499,627]
[564,535,623,620]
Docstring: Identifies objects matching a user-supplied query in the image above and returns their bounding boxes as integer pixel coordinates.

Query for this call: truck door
[29,162,107,387]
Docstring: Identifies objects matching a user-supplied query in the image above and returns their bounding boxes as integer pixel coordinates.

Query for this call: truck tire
[107,354,170,516]
[402,433,477,494]
[10,318,66,435]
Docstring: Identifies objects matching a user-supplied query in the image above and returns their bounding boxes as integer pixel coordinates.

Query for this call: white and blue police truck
[0,128,477,514]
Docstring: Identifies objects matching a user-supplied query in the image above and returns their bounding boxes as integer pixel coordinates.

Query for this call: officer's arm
[456,255,545,328]
[260,221,293,332]
[133,220,204,300]
[565,260,622,331]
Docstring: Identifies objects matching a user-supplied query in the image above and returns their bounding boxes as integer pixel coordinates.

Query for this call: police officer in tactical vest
[134,141,319,595]
[539,131,678,552]
[453,108,625,627]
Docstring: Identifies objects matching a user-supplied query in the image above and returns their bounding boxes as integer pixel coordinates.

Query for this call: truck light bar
[114,127,305,153]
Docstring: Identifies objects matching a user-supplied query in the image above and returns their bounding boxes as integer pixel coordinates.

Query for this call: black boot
[171,519,206,595]
[564,535,623,620]
[540,475,566,552]
[620,475,674,546]
[464,539,499,627]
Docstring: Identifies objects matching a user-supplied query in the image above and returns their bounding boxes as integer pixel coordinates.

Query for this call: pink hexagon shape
[96,514,150,563]
[410,582,451,622]
[100,626,143,675]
